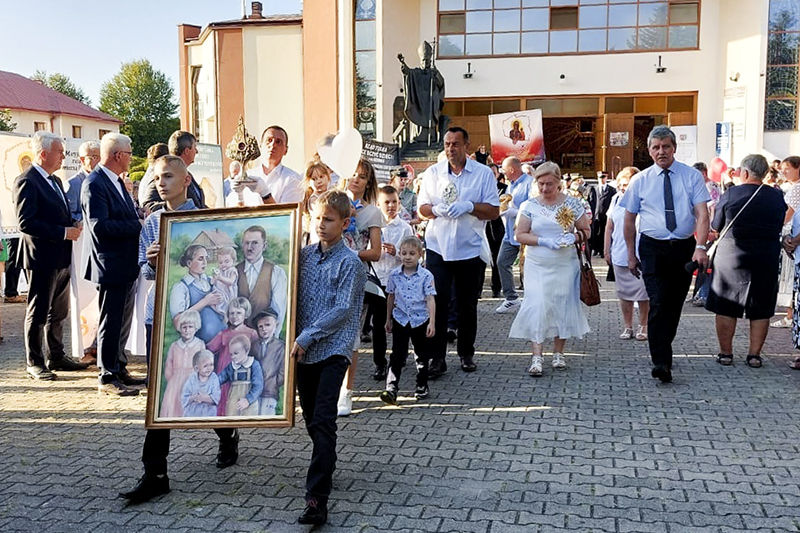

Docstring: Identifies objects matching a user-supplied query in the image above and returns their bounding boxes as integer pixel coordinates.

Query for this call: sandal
[746,354,763,368]
[789,357,800,370]
[716,353,733,366]
[619,328,633,340]
[635,325,648,341]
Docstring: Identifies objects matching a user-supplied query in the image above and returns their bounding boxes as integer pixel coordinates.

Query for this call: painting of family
[146,206,299,428]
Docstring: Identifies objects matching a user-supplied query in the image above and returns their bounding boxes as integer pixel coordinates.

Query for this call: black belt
[640,234,694,246]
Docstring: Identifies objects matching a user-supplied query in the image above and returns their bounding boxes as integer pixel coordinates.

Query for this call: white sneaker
[528,355,543,377]
[337,388,353,417]
[552,352,566,370]
[495,299,521,314]
[771,316,792,328]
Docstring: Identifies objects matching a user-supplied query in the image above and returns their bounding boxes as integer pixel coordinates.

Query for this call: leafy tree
[31,70,91,105]
[0,108,16,132]
[99,59,180,157]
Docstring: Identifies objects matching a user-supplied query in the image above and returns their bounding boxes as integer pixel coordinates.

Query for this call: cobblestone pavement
[2,262,800,533]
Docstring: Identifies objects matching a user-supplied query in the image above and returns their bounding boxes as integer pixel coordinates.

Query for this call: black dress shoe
[446,329,457,343]
[119,474,170,503]
[429,359,447,378]
[99,380,139,396]
[216,429,239,468]
[118,369,146,386]
[460,356,477,372]
[27,365,55,381]
[372,365,387,381]
[47,357,89,371]
[298,498,328,525]
[651,366,672,383]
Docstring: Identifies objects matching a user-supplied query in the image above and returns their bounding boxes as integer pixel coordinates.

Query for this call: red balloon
[708,157,727,183]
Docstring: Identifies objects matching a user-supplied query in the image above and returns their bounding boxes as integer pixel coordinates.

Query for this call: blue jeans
[497,241,521,300]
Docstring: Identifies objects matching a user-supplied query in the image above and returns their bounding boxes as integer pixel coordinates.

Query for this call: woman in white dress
[509,162,591,376]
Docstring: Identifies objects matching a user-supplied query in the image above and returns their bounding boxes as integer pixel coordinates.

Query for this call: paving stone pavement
[1,262,800,532]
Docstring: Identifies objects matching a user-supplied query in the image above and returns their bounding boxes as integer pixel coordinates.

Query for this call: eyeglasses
[116,150,132,156]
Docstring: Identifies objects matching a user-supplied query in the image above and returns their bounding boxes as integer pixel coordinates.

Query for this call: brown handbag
[576,245,601,306]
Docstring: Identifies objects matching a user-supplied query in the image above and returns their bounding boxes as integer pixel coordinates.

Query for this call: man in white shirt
[418,127,500,375]
[236,226,288,329]
[242,126,303,204]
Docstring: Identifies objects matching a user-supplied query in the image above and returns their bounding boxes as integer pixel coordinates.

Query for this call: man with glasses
[81,133,145,396]
[65,141,100,222]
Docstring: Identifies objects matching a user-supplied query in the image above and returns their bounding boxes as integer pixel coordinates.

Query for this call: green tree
[31,70,91,105]
[0,108,16,132]
[99,59,180,157]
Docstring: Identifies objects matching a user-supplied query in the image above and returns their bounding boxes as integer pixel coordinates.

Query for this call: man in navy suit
[13,131,87,380]
[81,133,145,396]
[65,141,100,223]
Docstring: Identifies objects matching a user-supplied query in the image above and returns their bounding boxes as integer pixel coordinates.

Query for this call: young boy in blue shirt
[292,189,366,525]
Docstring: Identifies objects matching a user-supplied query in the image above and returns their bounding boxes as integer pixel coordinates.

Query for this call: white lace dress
[509,196,591,343]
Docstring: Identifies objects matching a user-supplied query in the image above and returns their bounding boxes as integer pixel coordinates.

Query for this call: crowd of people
[5,122,800,525]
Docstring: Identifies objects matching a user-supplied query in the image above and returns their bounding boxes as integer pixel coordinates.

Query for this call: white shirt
[608,192,640,267]
[244,256,264,291]
[418,158,500,261]
[97,164,127,200]
[501,173,533,246]
[32,163,67,207]
[374,216,414,285]
[248,162,303,204]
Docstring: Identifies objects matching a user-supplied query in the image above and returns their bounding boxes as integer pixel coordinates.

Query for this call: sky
[0,0,303,107]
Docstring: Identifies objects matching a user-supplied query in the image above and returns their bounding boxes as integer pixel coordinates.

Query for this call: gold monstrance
[225,116,261,206]
[555,205,576,233]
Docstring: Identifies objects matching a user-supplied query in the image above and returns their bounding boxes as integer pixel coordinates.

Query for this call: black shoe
[119,474,170,503]
[216,429,239,468]
[118,369,146,387]
[298,498,328,525]
[379,389,397,405]
[47,357,89,371]
[98,380,139,396]
[446,329,457,343]
[429,359,447,378]
[414,385,429,400]
[372,365,387,381]
[361,333,372,344]
[460,356,477,372]
[26,365,55,381]
[492,291,502,298]
[651,366,672,383]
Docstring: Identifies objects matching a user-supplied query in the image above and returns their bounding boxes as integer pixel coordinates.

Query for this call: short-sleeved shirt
[386,264,437,328]
[502,173,533,246]
[343,203,385,263]
[248,163,303,203]
[374,216,414,285]
[618,160,710,240]
[417,158,500,261]
[608,192,640,267]
[785,182,800,213]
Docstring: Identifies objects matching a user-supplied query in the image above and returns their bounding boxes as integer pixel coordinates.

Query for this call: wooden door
[603,114,634,177]
[451,116,490,153]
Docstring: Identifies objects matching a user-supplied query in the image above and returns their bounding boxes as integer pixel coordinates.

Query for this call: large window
[438,0,699,57]
[766,0,800,131]
[355,0,377,138]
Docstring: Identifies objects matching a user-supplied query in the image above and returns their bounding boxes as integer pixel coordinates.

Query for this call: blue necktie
[663,169,677,233]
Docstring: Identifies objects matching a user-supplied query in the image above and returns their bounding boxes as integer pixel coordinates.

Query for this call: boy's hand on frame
[291,342,305,362]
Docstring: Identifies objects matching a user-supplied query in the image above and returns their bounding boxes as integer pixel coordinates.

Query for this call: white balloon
[317,128,363,182]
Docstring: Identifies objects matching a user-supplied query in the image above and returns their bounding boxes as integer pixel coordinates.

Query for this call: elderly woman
[509,162,591,376]
[604,167,649,341]
[706,155,786,368]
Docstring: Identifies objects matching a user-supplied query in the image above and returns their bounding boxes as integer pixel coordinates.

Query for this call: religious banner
[362,139,400,184]
[488,109,546,164]
[191,143,225,208]
[0,131,33,238]
[715,122,733,166]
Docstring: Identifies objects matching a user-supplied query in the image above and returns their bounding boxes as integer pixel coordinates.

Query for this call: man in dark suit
[14,131,87,380]
[81,133,145,396]
[590,171,616,256]
[65,141,100,222]
[142,130,206,211]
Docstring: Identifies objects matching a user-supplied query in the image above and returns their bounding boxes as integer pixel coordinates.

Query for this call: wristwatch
[695,244,707,251]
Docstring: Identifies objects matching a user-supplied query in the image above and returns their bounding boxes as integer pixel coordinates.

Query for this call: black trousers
[24,267,70,368]
[296,355,349,503]
[365,291,388,369]
[4,238,24,297]
[426,251,485,362]
[142,428,237,476]
[387,319,430,391]
[638,235,695,370]
[97,281,135,382]
[485,219,504,294]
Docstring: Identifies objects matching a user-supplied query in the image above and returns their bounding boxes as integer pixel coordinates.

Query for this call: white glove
[252,177,270,197]
[446,201,474,218]
[556,233,577,247]
[432,204,450,218]
[537,237,560,250]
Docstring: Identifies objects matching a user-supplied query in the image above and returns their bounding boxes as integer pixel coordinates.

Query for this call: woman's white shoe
[528,355,543,377]
[619,328,633,340]
[552,352,566,369]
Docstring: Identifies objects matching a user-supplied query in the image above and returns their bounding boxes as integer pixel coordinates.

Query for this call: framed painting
[145,204,301,429]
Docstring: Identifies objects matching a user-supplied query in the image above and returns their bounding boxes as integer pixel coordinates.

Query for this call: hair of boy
[192,349,214,368]
[216,246,237,262]
[228,296,252,319]
[177,309,202,330]
[400,235,424,253]
[379,184,398,196]
[315,189,351,220]
[253,308,279,327]
[147,143,170,164]
[179,244,207,267]
[155,154,188,174]
[229,333,252,353]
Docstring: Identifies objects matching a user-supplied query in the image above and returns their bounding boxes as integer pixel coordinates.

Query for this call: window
[354,0,376,138]
[34,122,46,131]
[766,0,800,131]
[438,0,700,57]
[72,125,82,139]
[99,129,111,138]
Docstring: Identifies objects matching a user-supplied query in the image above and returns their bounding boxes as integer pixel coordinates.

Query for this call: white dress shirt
[248,162,303,204]
[417,158,500,261]
[374,215,414,285]
[96,164,128,200]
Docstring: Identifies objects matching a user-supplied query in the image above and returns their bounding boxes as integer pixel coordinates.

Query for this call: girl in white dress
[509,162,591,376]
